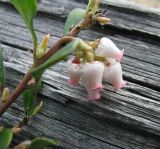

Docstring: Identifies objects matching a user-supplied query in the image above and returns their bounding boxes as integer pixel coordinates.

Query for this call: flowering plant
[0,0,126,148]
[67,37,126,100]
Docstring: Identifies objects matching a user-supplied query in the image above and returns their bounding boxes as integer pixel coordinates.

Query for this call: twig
[68,17,92,37]
[37,36,75,65]
[0,0,98,116]
[0,70,32,116]
[0,38,78,116]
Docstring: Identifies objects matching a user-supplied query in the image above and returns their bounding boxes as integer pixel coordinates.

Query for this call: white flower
[95,37,124,62]
[82,61,104,89]
[67,58,83,86]
[86,88,101,101]
[82,61,104,100]
[103,59,127,91]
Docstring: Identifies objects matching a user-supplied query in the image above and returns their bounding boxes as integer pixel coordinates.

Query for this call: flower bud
[13,140,31,149]
[12,127,22,134]
[36,49,46,59]
[78,40,94,62]
[96,17,110,25]
[38,34,50,50]
[88,39,100,49]
[82,61,104,90]
[67,59,83,86]
[103,61,127,91]
[36,34,50,59]
[2,87,9,103]
[0,126,3,132]
[95,37,124,62]
[27,78,36,87]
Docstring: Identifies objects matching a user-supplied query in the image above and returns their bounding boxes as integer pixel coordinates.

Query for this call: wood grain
[0,0,160,148]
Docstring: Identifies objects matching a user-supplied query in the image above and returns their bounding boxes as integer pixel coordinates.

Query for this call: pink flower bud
[103,60,127,91]
[67,59,83,86]
[95,37,124,62]
[82,61,104,90]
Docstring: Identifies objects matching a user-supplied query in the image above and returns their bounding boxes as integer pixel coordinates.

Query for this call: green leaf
[10,0,37,47]
[31,38,81,78]
[0,47,4,87]
[30,101,43,117]
[87,0,100,14]
[0,127,13,149]
[28,137,60,149]
[64,8,86,36]
[23,79,42,117]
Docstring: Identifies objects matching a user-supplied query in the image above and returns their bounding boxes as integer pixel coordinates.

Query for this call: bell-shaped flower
[86,88,101,101]
[83,61,104,89]
[95,37,124,62]
[82,61,104,100]
[67,58,83,86]
[103,60,127,91]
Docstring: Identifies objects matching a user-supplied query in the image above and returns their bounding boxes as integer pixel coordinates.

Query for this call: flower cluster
[67,37,127,101]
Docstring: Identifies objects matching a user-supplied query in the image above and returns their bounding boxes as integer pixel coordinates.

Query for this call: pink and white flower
[103,59,127,91]
[82,61,104,100]
[86,88,102,101]
[95,37,124,62]
[67,58,83,86]
[67,36,127,101]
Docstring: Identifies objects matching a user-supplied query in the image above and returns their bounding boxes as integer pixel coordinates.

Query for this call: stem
[0,2,95,116]
[0,70,32,116]
[33,39,38,66]
[31,27,38,65]
[0,37,75,116]
[68,17,92,37]
[37,36,75,65]
[68,0,100,37]
[0,86,3,96]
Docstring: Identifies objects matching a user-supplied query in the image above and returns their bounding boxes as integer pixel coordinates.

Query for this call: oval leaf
[28,137,60,149]
[0,127,13,149]
[31,38,81,78]
[10,0,37,46]
[30,101,43,117]
[0,47,4,88]
[64,8,86,36]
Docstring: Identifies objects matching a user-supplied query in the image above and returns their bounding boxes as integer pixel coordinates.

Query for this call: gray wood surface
[0,0,160,148]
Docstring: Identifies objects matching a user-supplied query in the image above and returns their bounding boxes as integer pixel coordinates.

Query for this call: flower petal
[95,37,124,61]
[103,61,126,91]
[82,61,104,90]
[68,61,83,86]
[87,88,101,101]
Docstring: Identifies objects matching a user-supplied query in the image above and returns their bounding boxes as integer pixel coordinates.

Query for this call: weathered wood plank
[38,0,160,37]
[0,0,160,148]
[1,60,160,149]
[1,42,160,137]
[1,0,160,40]
[0,4,159,91]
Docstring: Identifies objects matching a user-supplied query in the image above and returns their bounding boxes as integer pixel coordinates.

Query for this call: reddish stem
[0,37,74,116]
[0,8,93,116]
[37,36,75,65]
[0,70,32,116]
